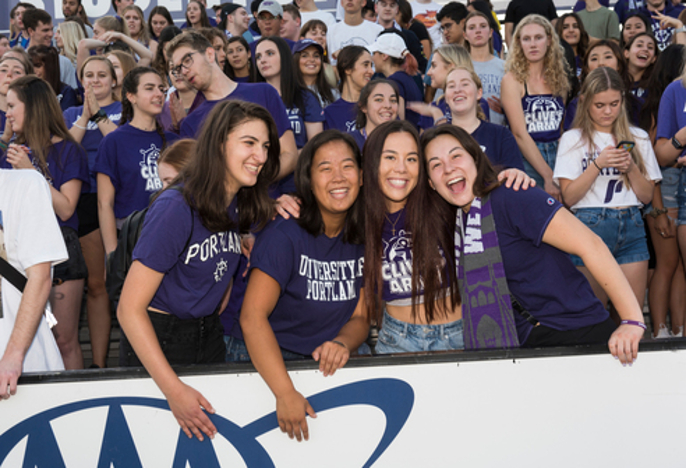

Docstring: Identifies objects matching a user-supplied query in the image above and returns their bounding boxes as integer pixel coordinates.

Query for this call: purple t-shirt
[94,123,178,219]
[471,121,525,170]
[58,84,78,112]
[521,93,565,143]
[63,101,123,193]
[640,5,684,51]
[656,79,686,157]
[484,185,609,343]
[249,216,365,355]
[432,98,491,126]
[0,140,89,231]
[133,189,242,319]
[381,209,414,302]
[323,98,358,134]
[180,83,290,138]
[288,89,325,149]
[388,71,424,130]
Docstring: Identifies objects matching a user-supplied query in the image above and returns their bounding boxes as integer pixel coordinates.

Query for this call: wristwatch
[89,109,107,123]
[649,208,669,218]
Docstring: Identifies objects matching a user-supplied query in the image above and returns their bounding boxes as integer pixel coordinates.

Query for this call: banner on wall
[1,344,686,467]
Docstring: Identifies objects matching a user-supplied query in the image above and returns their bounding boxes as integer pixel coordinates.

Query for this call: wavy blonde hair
[57,21,85,65]
[572,66,647,187]
[505,14,569,98]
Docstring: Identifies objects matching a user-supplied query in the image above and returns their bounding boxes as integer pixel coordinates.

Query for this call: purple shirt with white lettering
[249,216,364,355]
[94,123,178,219]
[133,189,242,319]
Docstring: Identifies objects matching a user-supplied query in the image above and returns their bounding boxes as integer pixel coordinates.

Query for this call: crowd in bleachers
[2,0,686,441]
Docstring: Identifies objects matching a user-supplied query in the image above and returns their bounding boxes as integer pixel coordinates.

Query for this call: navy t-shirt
[432,98,491,126]
[484,185,609,343]
[323,98,358,134]
[63,101,122,192]
[180,83,290,138]
[381,209,414,302]
[133,189,242,319]
[388,71,424,130]
[288,89,325,149]
[249,217,365,355]
[94,123,178,219]
[0,140,89,231]
[471,121,525,170]
[58,83,78,112]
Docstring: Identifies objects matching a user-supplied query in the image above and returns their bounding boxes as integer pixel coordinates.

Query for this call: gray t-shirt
[577,7,620,40]
[473,56,506,126]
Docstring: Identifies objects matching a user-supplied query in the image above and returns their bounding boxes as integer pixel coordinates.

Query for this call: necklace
[384,209,403,236]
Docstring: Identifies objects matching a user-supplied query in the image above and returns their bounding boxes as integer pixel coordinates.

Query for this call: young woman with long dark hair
[27,45,78,111]
[118,100,280,441]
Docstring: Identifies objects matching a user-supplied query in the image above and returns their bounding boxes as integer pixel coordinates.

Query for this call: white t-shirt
[411,0,443,48]
[554,128,662,210]
[327,20,383,64]
[0,169,67,372]
[301,9,337,30]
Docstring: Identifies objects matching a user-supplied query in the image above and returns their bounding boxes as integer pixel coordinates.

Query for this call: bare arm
[304,121,323,143]
[0,262,52,400]
[504,22,514,50]
[501,73,560,199]
[77,38,106,77]
[99,31,154,66]
[118,261,217,440]
[51,179,82,222]
[277,130,299,180]
[655,131,686,166]
[97,173,118,255]
[542,208,644,364]
[240,269,316,442]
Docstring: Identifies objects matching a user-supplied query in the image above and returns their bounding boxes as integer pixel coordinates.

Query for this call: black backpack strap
[0,256,27,292]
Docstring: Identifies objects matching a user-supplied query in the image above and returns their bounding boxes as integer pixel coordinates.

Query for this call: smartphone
[616,141,635,152]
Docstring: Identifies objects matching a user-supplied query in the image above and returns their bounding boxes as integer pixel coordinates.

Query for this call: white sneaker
[672,326,683,338]
[653,324,671,339]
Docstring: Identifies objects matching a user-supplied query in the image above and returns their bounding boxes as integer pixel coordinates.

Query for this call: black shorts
[76,193,99,237]
[53,226,88,284]
[521,317,617,348]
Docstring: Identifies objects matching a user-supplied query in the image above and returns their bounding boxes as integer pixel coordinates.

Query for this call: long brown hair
[182,100,280,233]
[364,120,459,324]
[8,76,79,178]
[572,66,647,186]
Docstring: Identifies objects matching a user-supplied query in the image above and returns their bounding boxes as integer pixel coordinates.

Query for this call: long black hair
[295,130,364,244]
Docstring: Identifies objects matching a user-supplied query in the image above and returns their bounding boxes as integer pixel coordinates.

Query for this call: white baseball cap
[368,33,408,59]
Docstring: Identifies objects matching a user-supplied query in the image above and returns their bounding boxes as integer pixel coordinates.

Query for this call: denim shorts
[120,309,225,367]
[677,168,686,225]
[522,140,558,188]
[374,310,464,354]
[223,335,308,363]
[53,226,88,283]
[571,206,649,266]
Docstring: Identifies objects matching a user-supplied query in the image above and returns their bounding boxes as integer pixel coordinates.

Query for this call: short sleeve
[656,81,682,141]
[498,129,525,170]
[132,191,193,274]
[553,130,584,183]
[493,186,562,247]
[60,143,90,192]
[93,133,119,185]
[607,10,620,40]
[15,172,68,269]
[265,87,292,137]
[249,220,297,292]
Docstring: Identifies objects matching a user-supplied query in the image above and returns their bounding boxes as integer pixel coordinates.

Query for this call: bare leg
[620,260,649,310]
[50,279,85,370]
[670,259,686,335]
[80,229,111,368]
[647,215,679,336]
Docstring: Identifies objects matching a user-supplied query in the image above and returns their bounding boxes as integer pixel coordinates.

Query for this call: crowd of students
[1,0,686,441]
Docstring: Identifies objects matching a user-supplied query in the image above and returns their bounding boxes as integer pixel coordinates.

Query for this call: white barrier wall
[1,345,685,467]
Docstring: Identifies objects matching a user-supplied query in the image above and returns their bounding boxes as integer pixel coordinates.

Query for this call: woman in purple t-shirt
[2,76,89,370]
[240,130,369,443]
[118,100,280,442]
[422,124,645,364]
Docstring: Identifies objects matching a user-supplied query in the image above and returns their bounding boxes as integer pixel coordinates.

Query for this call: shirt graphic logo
[139,144,162,192]
[214,258,228,282]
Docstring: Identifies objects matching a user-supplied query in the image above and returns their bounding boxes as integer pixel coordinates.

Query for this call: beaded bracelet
[0,140,7,151]
[73,122,88,130]
[620,320,647,330]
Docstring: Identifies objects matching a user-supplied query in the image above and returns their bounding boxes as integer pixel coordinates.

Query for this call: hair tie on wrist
[592,159,602,172]
[620,320,646,330]
[332,340,348,350]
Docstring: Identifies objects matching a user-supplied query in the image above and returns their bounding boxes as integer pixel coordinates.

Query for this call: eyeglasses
[439,22,455,33]
[171,51,197,77]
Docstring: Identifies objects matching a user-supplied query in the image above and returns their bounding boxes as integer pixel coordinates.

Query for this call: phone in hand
[616,141,635,152]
